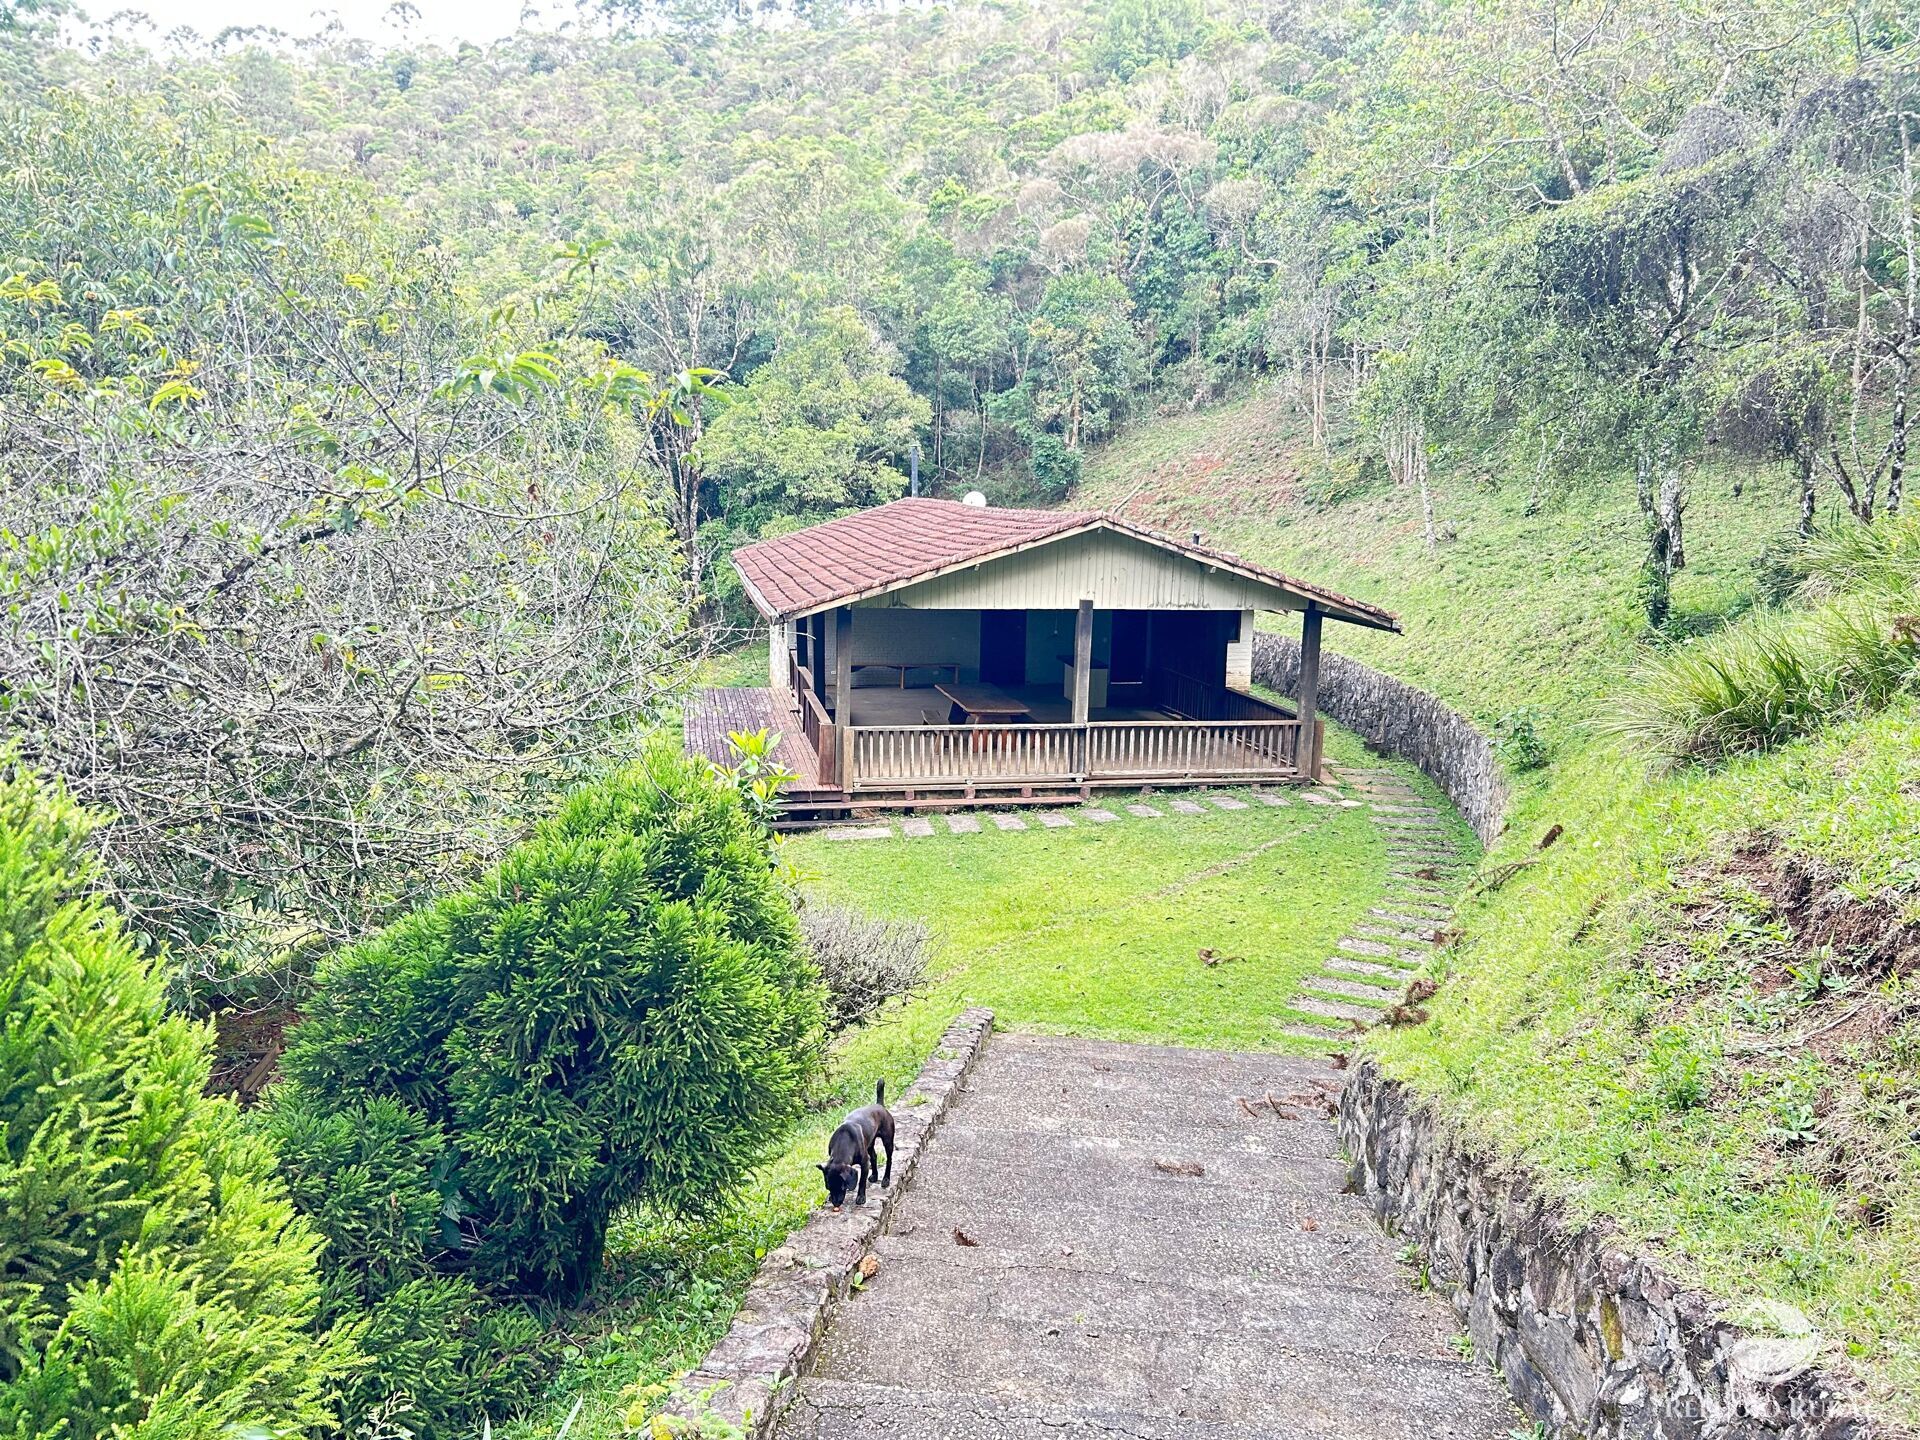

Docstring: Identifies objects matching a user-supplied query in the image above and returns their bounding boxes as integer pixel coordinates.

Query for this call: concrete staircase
[775,1033,1512,1439]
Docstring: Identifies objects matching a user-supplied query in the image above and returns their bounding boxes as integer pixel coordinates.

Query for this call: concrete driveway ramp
[776,1033,1513,1439]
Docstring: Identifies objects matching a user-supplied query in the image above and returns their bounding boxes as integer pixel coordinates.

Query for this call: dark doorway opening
[979,610,1027,687]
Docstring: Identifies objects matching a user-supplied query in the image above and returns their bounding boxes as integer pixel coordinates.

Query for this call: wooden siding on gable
[860,528,1302,614]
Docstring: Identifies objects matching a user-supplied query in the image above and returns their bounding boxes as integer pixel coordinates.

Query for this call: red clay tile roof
[730,498,1398,631]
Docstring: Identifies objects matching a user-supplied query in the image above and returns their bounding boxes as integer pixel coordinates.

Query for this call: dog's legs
[880,1135,893,1188]
[856,1140,871,1205]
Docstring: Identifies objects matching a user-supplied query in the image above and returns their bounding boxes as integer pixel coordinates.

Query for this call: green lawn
[788,797,1387,1051]
[513,723,1442,1438]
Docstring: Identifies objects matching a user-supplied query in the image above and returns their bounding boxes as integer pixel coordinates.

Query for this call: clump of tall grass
[1608,514,1920,768]
[1798,510,1920,598]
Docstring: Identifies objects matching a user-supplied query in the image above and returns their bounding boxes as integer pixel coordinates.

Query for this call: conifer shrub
[0,770,341,1440]
[274,740,823,1304]
[260,1093,544,1438]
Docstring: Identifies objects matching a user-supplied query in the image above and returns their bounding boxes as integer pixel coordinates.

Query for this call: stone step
[1336,937,1428,964]
[1286,995,1379,1026]
[929,1115,1343,1174]
[1372,903,1451,922]
[963,1039,1335,1102]
[1325,954,1416,980]
[783,1376,1505,1440]
[805,1313,1508,1437]
[989,1031,1339,1079]
[780,1379,1302,1440]
[1297,975,1405,1006]
[937,1083,1349,1141]
[877,1188,1393,1291]
[900,1151,1372,1237]
[823,1246,1467,1364]
[1351,922,1439,945]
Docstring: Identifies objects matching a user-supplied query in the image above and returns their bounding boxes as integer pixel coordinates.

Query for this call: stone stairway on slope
[1281,766,1469,1042]
[774,1032,1513,1440]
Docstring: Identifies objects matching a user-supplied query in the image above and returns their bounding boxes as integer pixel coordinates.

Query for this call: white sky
[80,0,580,48]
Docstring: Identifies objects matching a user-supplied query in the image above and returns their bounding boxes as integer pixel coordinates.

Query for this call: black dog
[819,1079,893,1210]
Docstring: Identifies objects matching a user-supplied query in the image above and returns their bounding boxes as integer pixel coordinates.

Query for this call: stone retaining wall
[1252,633,1507,845]
[664,1007,995,1438]
[1338,1058,1897,1440]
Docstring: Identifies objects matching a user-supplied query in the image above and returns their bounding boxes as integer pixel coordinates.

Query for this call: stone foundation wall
[1252,633,1507,845]
[1338,1059,1897,1440]
[665,1007,995,1437]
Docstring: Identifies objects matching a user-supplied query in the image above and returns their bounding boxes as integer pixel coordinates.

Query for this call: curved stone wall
[1252,633,1508,845]
[1339,1060,1891,1440]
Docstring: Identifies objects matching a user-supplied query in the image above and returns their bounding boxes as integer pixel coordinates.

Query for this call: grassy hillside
[1074,395,1920,1420]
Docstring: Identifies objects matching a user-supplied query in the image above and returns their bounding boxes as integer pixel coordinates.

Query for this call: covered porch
[695,499,1396,809]
[769,601,1319,796]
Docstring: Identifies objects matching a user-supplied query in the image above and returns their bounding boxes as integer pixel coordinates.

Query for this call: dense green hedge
[267,745,824,1434]
[0,771,342,1440]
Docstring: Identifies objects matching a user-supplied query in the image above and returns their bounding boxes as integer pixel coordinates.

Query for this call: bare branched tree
[0,96,694,979]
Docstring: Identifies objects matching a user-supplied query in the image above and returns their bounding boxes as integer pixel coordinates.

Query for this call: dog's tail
[874,1078,886,1107]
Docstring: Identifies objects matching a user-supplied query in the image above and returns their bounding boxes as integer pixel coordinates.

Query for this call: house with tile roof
[686,497,1398,814]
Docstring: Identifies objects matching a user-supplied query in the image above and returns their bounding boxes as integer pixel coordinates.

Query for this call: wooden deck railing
[1083,718,1299,777]
[785,650,837,786]
[845,719,1302,792]
[849,724,1081,787]
[1150,668,1296,723]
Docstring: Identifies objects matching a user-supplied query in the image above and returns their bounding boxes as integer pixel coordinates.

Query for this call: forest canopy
[11,0,1908,564]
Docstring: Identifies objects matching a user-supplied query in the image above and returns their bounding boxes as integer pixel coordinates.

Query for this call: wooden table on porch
[934,682,1035,726]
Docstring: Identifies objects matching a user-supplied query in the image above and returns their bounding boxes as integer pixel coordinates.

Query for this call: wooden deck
[686,683,1315,814]
[685,686,833,795]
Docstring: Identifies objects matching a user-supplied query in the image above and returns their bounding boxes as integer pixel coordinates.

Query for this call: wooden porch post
[808,612,827,698]
[833,605,854,789]
[1071,599,1094,780]
[1296,604,1323,782]
[1071,600,1094,724]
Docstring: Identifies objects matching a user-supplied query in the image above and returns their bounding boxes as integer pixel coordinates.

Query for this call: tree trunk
[1415,444,1437,552]
[1896,104,1917,518]
[1380,414,1435,551]
[1634,443,1655,523]
[1657,455,1686,574]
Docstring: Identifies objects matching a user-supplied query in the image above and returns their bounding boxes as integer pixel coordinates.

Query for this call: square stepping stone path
[1207,795,1248,810]
[1258,792,1292,806]
[901,817,935,838]
[945,814,982,834]
[1079,807,1119,822]
[991,814,1028,831]
[1169,799,1207,814]
[824,825,892,841]
[1125,803,1162,818]
[1037,813,1074,828]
